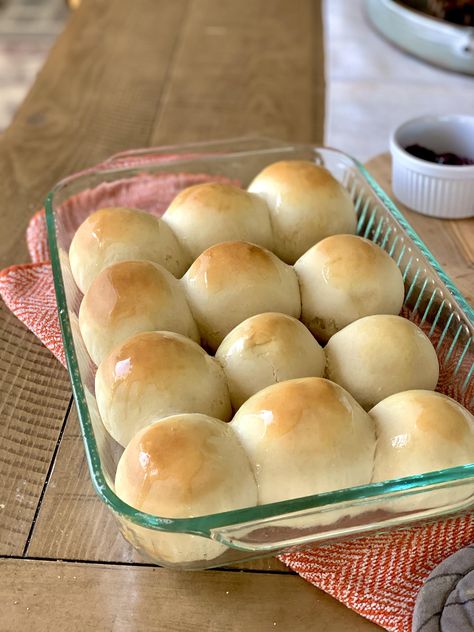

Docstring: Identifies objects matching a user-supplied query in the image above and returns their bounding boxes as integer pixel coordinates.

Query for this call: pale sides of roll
[69,207,190,293]
[79,260,199,365]
[162,182,273,260]
[248,160,357,264]
[115,414,258,565]
[215,313,325,409]
[230,377,375,505]
[325,315,439,410]
[294,234,405,342]
[182,241,301,351]
[96,331,232,446]
[371,390,474,512]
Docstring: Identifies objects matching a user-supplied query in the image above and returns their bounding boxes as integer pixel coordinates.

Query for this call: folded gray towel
[412,544,474,632]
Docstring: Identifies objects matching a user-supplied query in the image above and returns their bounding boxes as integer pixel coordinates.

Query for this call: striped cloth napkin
[1,160,473,632]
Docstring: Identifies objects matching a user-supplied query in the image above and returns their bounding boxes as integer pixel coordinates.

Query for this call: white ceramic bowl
[390,115,474,219]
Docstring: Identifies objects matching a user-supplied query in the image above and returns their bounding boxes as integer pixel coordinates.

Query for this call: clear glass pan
[45,137,474,569]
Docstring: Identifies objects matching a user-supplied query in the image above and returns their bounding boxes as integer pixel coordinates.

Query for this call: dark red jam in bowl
[405,144,474,166]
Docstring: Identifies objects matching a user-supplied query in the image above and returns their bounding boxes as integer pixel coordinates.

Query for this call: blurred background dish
[365,0,474,75]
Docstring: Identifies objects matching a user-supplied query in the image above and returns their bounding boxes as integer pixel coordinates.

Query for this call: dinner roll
[115,414,258,564]
[216,313,325,409]
[162,182,273,260]
[230,377,375,504]
[96,331,232,446]
[325,315,439,410]
[295,235,405,342]
[248,160,356,263]
[69,207,189,293]
[371,390,474,510]
[182,241,301,351]
[79,260,199,365]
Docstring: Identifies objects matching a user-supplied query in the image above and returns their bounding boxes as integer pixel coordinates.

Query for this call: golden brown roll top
[96,331,232,446]
[372,390,474,482]
[325,315,439,410]
[79,259,199,365]
[295,234,405,342]
[162,182,273,260]
[182,241,301,351]
[115,413,258,563]
[370,390,474,511]
[216,312,325,409]
[248,160,357,263]
[69,207,190,293]
[230,377,375,504]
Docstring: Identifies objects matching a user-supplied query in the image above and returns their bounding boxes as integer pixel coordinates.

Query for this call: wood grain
[366,154,474,301]
[0,303,70,555]
[0,559,380,632]
[150,0,324,145]
[0,0,188,555]
[25,407,137,563]
[0,0,188,268]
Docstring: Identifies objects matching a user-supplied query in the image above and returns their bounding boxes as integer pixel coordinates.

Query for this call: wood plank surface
[0,0,188,555]
[0,305,69,555]
[0,559,380,632]
[150,0,325,146]
[25,407,138,563]
[366,154,474,301]
[0,0,188,268]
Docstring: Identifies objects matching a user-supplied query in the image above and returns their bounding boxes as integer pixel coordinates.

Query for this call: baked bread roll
[115,413,258,564]
[96,331,232,446]
[182,241,301,351]
[79,260,199,365]
[162,182,273,260]
[325,315,439,410]
[216,313,325,409]
[230,377,375,504]
[248,160,356,263]
[295,235,405,342]
[371,390,474,510]
[69,207,189,293]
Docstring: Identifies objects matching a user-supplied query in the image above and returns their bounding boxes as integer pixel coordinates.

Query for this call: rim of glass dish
[45,139,474,537]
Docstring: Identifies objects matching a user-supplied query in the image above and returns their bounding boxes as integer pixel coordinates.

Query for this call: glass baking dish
[45,137,474,570]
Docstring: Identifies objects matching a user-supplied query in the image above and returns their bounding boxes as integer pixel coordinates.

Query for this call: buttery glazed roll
[248,160,356,263]
[230,377,375,504]
[325,315,439,410]
[371,390,474,510]
[79,260,199,365]
[162,182,273,260]
[295,235,405,342]
[115,414,258,565]
[96,331,232,446]
[69,207,189,293]
[182,241,301,351]
[216,313,325,409]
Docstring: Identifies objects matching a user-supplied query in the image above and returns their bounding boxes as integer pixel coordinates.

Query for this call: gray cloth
[412,544,474,632]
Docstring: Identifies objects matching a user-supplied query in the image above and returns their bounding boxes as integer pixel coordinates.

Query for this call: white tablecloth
[324,0,474,162]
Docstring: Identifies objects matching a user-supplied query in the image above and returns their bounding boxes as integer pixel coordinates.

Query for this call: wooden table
[0,2,472,630]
